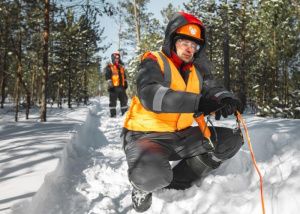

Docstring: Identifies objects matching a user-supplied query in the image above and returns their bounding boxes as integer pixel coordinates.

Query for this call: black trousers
[109,86,128,117]
[122,126,243,192]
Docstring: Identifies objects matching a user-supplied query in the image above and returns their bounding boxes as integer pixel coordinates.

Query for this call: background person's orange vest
[109,64,126,87]
[124,51,202,132]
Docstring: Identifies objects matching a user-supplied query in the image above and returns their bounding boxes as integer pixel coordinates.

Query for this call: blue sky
[100,0,186,65]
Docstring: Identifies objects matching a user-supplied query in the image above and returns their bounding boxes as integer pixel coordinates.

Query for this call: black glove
[201,79,243,120]
[215,97,242,120]
[198,96,223,115]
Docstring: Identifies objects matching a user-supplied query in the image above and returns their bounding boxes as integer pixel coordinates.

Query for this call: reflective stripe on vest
[124,51,203,132]
[110,64,125,87]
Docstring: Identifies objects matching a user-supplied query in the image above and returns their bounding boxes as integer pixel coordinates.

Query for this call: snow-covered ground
[0,102,89,214]
[1,97,300,214]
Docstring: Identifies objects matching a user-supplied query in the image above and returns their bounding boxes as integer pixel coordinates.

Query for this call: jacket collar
[170,51,193,72]
[112,62,120,68]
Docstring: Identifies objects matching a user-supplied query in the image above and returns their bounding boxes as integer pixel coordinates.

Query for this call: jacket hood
[162,11,206,59]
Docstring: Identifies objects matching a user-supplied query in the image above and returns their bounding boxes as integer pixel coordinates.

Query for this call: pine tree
[115,0,164,95]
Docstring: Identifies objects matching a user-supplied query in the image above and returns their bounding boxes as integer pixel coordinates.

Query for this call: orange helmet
[175,23,203,44]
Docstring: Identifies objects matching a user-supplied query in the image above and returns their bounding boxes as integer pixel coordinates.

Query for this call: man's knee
[109,93,117,106]
[186,128,243,179]
[128,154,173,192]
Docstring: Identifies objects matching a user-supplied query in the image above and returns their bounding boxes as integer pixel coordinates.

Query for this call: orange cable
[236,111,266,214]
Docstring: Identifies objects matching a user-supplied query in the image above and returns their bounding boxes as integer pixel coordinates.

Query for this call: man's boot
[186,152,221,177]
[131,187,152,212]
[109,108,116,117]
[166,153,221,190]
[165,159,199,190]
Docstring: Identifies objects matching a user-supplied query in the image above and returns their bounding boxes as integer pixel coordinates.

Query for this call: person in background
[105,51,128,117]
[122,12,244,212]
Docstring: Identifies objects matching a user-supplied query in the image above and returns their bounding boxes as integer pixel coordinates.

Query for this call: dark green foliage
[0,0,111,120]
[184,0,300,118]
[1,0,299,120]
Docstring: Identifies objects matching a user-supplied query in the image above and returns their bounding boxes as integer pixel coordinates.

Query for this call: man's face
[175,39,199,63]
[114,54,120,63]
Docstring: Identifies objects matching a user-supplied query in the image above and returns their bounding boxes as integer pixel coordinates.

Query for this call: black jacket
[136,50,219,114]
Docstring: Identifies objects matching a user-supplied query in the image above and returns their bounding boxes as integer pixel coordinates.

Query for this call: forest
[0,0,299,121]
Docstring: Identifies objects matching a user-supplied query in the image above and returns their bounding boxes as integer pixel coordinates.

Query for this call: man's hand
[124,80,128,90]
[215,97,242,120]
[197,96,222,115]
[107,80,114,92]
[201,79,243,120]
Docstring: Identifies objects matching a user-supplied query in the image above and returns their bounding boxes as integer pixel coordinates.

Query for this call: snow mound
[12,98,300,214]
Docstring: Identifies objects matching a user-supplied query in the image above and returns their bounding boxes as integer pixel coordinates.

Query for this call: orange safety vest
[109,64,126,87]
[124,51,203,132]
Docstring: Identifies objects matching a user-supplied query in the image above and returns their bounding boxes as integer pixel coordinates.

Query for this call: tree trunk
[57,83,62,108]
[84,71,88,105]
[68,70,71,108]
[239,1,247,110]
[25,92,30,119]
[15,48,31,121]
[13,22,24,121]
[15,60,22,122]
[133,0,141,49]
[223,2,230,90]
[84,48,88,105]
[1,51,8,109]
[223,30,230,90]
[117,12,122,51]
[1,21,9,109]
[68,51,72,109]
[283,59,288,106]
[30,69,36,105]
[40,0,50,122]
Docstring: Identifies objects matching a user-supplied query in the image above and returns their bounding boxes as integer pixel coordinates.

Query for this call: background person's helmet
[162,11,205,58]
